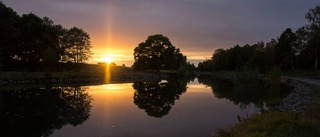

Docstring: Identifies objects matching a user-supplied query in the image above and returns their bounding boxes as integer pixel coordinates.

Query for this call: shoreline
[278,79,320,114]
[0,72,171,85]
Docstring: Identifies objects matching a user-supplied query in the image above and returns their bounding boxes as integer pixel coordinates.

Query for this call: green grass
[215,111,320,137]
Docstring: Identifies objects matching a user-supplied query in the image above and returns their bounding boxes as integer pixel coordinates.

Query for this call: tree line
[0,2,92,71]
[198,5,320,72]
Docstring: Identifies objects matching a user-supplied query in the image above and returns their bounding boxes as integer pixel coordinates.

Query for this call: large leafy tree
[133,34,185,72]
[17,14,64,65]
[305,5,320,70]
[41,17,66,62]
[9,14,63,69]
[61,27,92,63]
[17,13,48,65]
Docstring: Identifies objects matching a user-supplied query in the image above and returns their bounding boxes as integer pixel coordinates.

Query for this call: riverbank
[215,79,320,137]
[0,65,171,85]
[278,79,319,114]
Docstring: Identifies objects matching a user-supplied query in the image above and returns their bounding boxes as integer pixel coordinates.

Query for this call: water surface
[0,77,261,137]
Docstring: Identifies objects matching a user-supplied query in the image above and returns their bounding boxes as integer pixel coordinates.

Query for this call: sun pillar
[105,63,111,83]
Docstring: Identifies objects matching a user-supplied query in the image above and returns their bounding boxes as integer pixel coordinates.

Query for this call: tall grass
[264,67,288,107]
[268,67,282,84]
[232,68,266,92]
[215,111,320,137]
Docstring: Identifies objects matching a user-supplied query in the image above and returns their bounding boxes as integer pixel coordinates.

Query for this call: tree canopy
[61,27,92,63]
[0,2,92,71]
[305,5,320,70]
[133,34,186,72]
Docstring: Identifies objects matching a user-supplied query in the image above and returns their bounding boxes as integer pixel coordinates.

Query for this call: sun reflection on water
[105,64,111,83]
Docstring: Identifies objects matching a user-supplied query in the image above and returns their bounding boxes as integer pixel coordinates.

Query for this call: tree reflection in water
[0,86,92,137]
[133,78,190,118]
[198,75,267,111]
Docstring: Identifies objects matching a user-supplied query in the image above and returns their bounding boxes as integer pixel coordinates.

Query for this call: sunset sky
[2,0,319,66]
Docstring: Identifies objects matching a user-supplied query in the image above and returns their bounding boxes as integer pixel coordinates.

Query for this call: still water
[0,77,263,137]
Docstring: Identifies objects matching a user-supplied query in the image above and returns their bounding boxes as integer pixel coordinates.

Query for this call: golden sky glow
[2,0,319,66]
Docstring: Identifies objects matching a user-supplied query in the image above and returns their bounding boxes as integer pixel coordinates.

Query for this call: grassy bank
[216,110,320,137]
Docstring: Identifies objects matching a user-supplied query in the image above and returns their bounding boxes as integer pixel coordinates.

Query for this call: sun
[103,56,113,64]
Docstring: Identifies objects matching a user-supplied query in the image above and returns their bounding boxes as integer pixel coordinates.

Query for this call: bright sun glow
[103,56,113,64]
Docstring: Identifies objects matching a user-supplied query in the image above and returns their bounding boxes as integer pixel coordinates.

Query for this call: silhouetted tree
[250,42,268,73]
[0,2,92,71]
[186,62,196,71]
[211,49,226,70]
[204,44,260,72]
[305,5,320,70]
[133,34,186,72]
[17,13,49,67]
[0,2,20,68]
[198,59,214,71]
[274,28,298,71]
[295,26,314,69]
[61,27,92,63]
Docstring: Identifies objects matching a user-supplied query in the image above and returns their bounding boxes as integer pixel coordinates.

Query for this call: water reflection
[0,86,92,137]
[198,75,267,111]
[132,78,191,118]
